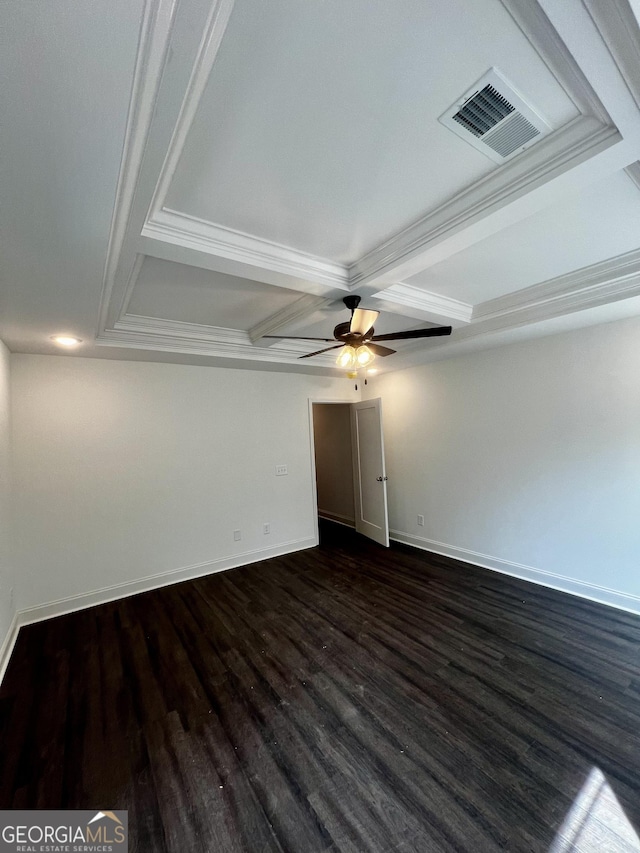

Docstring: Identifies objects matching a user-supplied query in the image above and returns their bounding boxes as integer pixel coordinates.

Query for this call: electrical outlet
[417,514,425,527]
[233,529,241,541]
[263,523,270,535]
[275,465,288,476]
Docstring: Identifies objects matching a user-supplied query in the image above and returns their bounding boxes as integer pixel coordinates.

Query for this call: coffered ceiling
[3,0,640,374]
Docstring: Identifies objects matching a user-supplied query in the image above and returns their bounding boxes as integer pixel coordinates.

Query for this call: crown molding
[144,119,616,300]
[139,0,618,303]
[94,0,637,371]
[115,313,252,343]
[381,246,640,363]
[347,0,621,289]
[348,118,618,289]
[582,0,640,111]
[373,284,472,324]
[464,247,640,339]
[105,313,337,364]
[96,329,336,365]
[96,0,179,334]
[500,0,609,122]
[537,0,640,141]
[100,244,640,365]
[115,253,146,322]
[145,0,236,220]
[624,160,640,191]
[249,294,333,344]
[475,246,640,320]
[143,208,350,288]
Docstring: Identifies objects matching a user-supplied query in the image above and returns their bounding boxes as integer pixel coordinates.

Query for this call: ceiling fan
[264,296,453,367]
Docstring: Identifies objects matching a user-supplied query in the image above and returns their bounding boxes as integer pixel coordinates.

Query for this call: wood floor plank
[2,521,640,851]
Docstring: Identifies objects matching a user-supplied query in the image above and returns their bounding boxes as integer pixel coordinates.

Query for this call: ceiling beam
[99,0,640,364]
[372,285,472,326]
[348,120,625,294]
[141,208,350,291]
[249,294,334,345]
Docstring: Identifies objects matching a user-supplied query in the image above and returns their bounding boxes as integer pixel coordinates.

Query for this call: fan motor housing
[333,321,374,345]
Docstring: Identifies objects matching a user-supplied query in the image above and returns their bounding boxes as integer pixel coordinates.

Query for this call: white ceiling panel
[166,0,578,263]
[406,171,640,304]
[126,257,302,329]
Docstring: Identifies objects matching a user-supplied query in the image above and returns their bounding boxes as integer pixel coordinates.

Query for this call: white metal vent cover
[439,69,551,163]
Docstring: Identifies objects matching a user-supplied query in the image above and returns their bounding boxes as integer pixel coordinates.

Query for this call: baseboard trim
[390,530,640,617]
[0,539,318,685]
[0,612,20,686]
[0,539,314,685]
[16,538,316,630]
[318,510,355,529]
[1,538,315,686]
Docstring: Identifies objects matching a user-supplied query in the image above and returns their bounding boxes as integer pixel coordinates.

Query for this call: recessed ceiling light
[51,335,82,347]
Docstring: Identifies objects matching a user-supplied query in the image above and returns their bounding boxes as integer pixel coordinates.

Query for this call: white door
[351,398,389,546]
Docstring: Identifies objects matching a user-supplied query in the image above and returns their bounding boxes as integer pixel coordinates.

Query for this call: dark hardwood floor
[2,521,640,852]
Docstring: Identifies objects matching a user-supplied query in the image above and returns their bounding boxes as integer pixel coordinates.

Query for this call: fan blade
[263,335,334,341]
[299,345,343,359]
[372,326,452,342]
[367,343,396,357]
[350,308,379,336]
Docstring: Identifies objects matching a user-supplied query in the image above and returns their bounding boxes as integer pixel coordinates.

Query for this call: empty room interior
[2,0,640,850]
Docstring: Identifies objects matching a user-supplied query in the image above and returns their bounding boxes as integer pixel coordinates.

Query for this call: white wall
[11,355,357,614]
[366,315,640,611]
[8,312,640,622]
[0,340,14,647]
[312,403,355,525]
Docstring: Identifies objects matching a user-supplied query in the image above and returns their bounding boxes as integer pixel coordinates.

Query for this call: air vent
[439,69,551,163]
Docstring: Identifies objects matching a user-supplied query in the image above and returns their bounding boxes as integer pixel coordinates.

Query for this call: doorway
[310,399,389,547]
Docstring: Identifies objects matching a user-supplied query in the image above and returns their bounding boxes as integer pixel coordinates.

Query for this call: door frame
[308,398,356,546]
[308,396,389,547]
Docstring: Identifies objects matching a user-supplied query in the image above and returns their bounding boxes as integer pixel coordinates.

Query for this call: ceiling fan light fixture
[292,297,451,362]
[336,345,356,369]
[356,345,375,366]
